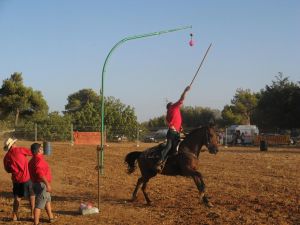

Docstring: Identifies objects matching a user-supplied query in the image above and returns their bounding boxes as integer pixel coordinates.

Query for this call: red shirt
[166,99,183,132]
[29,154,52,183]
[3,146,32,183]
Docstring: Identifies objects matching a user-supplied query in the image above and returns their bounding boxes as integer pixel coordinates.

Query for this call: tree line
[0,72,299,140]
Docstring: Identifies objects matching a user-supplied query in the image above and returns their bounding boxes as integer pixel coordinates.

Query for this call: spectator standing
[3,138,35,221]
[241,132,245,145]
[29,143,55,225]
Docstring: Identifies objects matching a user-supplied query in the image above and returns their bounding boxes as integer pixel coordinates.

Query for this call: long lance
[189,43,212,86]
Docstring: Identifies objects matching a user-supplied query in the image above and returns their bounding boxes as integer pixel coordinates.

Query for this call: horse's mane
[180,126,207,146]
[185,126,207,138]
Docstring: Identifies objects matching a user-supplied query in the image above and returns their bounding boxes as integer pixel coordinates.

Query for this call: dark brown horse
[125,125,219,207]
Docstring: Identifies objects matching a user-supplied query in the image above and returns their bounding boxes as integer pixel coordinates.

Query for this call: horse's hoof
[205,201,214,208]
[154,165,163,173]
[146,201,152,206]
[202,196,213,208]
[129,197,137,202]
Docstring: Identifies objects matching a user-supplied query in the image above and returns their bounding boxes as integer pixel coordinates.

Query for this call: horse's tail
[124,151,142,174]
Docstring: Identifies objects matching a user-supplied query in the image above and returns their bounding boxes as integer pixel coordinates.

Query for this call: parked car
[112,135,128,142]
[143,129,168,143]
[143,136,157,143]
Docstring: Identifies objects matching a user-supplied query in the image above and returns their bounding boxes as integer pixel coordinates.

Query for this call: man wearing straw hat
[3,137,35,221]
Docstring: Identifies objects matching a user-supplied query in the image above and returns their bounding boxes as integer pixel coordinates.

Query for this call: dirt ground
[0,140,299,225]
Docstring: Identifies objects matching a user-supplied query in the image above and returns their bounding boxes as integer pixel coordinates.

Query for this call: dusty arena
[0,141,299,225]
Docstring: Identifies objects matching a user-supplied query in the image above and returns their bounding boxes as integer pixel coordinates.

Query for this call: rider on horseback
[155,85,191,172]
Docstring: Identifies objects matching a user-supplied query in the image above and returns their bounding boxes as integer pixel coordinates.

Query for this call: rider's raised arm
[179,86,191,102]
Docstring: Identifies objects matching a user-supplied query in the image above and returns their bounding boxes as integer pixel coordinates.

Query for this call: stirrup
[171,150,178,155]
[155,160,163,167]
[155,160,163,172]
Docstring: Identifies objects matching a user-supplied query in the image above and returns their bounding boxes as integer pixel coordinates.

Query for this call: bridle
[178,126,215,156]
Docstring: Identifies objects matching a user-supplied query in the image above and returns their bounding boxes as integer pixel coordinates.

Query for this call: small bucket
[43,142,51,155]
[260,140,268,151]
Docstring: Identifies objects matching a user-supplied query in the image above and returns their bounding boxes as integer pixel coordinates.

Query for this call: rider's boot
[155,140,172,173]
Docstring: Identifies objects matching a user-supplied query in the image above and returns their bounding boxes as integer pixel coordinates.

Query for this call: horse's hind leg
[131,177,144,202]
[191,171,213,208]
[141,179,151,205]
[131,177,152,204]
[131,177,151,205]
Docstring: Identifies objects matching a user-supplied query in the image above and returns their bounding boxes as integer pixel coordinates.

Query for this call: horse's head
[181,126,219,156]
[205,126,219,154]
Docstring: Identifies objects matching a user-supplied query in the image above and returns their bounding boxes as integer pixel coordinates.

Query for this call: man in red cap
[3,138,35,221]
[155,85,191,172]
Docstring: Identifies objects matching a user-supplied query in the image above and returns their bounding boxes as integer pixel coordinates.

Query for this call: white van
[225,125,259,145]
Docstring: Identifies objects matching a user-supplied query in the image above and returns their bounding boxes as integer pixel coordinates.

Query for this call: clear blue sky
[0,0,299,122]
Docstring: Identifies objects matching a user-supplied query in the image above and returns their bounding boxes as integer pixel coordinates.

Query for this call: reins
[178,126,210,157]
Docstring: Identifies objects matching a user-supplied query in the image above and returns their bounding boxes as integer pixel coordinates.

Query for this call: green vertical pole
[136,126,139,147]
[98,25,192,208]
[34,123,37,141]
[70,124,74,146]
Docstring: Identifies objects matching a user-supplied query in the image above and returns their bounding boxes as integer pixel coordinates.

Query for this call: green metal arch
[97,25,192,209]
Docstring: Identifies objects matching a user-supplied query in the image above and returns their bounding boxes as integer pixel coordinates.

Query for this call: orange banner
[73,131,105,145]
[254,135,290,145]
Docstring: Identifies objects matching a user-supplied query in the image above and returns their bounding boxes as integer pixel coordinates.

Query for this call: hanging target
[189,33,194,46]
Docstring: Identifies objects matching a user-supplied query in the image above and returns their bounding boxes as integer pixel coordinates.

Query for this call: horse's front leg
[191,170,213,208]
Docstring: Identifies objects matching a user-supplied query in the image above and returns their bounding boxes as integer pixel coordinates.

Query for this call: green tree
[181,106,221,128]
[70,102,100,131]
[0,73,48,126]
[64,88,101,131]
[15,112,72,141]
[65,88,99,112]
[221,105,239,126]
[143,106,221,130]
[38,112,72,141]
[253,73,300,130]
[65,89,139,140]
[104,96,138,140]
[145,115,166,129]
[221,88,258,126]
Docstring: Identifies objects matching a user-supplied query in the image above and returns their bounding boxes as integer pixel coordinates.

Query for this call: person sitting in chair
[155,85,191,172]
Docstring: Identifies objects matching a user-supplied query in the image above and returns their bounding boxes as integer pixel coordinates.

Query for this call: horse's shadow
[0,217,34,222]
[52,195,86,202]
[53,210,80,216]
[103,195,200,211]
[0,191,13,198]
[102,196,155,208]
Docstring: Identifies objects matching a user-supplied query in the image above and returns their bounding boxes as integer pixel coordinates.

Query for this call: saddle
[143,143,166,159]
[143,140,182,160]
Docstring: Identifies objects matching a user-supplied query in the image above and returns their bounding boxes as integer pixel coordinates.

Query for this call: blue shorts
[13,180,34,198]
